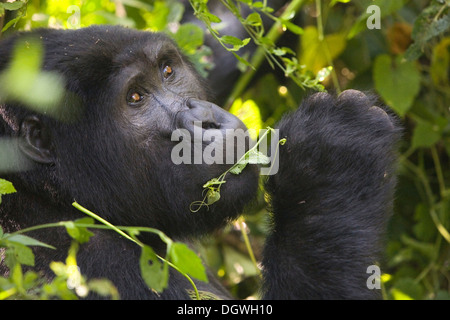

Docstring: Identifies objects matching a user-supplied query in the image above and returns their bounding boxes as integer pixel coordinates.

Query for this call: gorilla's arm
[262,90,400,299]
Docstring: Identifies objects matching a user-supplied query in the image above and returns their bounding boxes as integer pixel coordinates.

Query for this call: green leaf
[206,189,220,205]
[299,26,346,73]
[229,99,263,138]
[430,37,450,86]
[220,35,250,51]
[140,245,168,292]
[232,52,253,69]
[411,119,445,149]
[245,12,262,27]
[220,35,243,46]
[281,20,303,35]
[169,242,208,282]
[1,1,24,11]
[202,178,226,189]
[204,12,221,23]
[64,218,95,244]
[413,204,436,242]
[172,23,204,55]
[0,37,65,115]
[87,279,119,300]
[246,150,270,164]
[0,178,16,205]
[4,234,55,249]
[5,243,35,267]
[330,0,350,6]
[228,149,269,176]
[229,163,247,175]
[373,54,421,116]
[391,277,423,300]
[0,178,16,195]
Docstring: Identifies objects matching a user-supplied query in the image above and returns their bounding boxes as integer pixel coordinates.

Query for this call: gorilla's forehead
[112,36,183,68]
[37,26,180,71]
[31,26,184,93]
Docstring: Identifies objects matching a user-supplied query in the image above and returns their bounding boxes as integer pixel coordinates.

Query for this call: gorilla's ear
[19,116,54,164]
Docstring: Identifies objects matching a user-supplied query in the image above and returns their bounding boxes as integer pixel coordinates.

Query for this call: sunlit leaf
[0,37,65,117]
[299,26,346,73]
[63,218,95,244]
[229,99,263,139]
[0,178,16,204]
[169,242,208,282]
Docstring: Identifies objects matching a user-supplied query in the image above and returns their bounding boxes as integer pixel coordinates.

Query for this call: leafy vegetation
[190,127,285,212]
[1,0,449,300]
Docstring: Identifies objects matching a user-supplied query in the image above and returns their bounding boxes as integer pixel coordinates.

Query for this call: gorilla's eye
[127,91,144,105]
[162,64,174,79]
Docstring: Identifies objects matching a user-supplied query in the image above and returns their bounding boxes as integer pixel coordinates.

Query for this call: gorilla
[0,25,400,299]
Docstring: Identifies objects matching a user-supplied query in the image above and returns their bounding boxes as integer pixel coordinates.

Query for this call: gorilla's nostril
[202,122,221,130]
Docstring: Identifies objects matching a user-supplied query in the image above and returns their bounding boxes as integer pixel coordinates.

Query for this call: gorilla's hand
[262,90,400,299]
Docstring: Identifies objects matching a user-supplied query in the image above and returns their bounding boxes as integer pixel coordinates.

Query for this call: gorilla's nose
[187,99,221,130]
[185,99,248,132]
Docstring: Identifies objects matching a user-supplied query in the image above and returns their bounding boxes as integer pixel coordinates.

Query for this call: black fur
[0,26,400,299]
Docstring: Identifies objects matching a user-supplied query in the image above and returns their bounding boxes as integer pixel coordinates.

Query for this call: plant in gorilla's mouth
[189,127,286,212]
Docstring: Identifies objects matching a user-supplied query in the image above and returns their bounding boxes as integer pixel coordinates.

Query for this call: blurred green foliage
[0,0,449,300]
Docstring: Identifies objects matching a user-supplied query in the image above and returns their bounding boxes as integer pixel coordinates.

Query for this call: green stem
[315,0,341,93]
[401,158,450,244]
[71,202,200,299]
[237,217,261,278]
[430,146,446,198]
[164,259,200,300]
[225,0,306,108]
[7,222,69,236]
[72,202,142,247]
[315,0,324,41]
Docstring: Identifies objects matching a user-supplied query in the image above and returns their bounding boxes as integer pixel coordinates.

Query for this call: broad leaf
[169,242,208,282]
[373,54,420,116]
[0,178,16,195]
[140,245,168,292]
[5,242,35,267]
[411,119,446,149]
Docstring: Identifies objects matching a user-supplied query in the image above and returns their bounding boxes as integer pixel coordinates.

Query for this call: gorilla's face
[103,31,259,235]
[10,26,259,237]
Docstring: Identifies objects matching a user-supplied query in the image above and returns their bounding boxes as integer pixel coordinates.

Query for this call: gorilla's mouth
[189,127,281,213]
